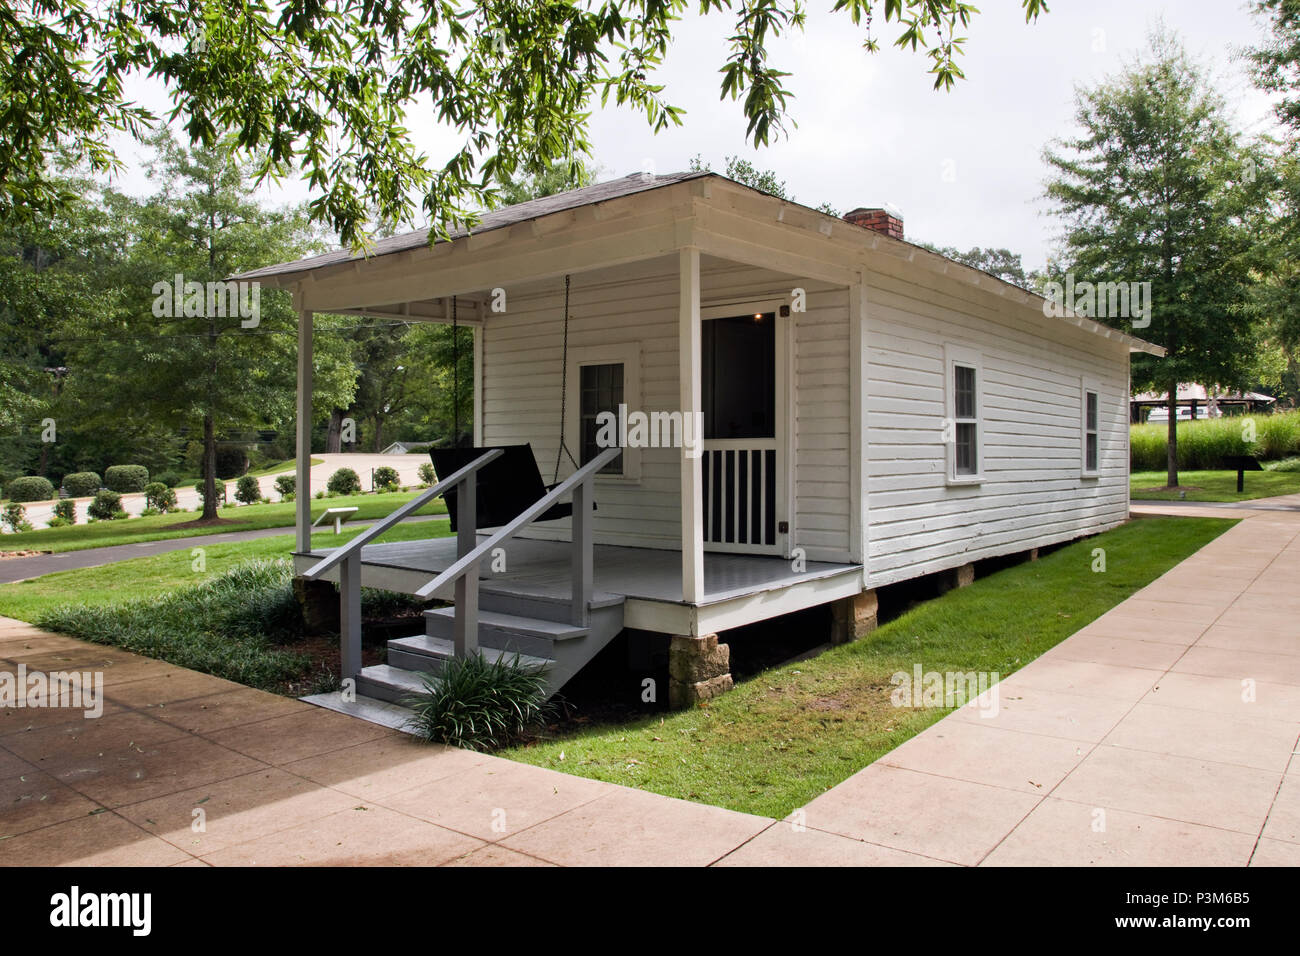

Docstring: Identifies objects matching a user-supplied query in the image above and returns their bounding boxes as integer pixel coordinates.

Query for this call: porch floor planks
[303,536,859,607]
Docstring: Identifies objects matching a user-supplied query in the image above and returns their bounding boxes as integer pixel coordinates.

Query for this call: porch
[292,535,864,637]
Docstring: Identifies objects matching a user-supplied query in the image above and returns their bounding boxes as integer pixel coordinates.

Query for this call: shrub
[87,490,125,521]
[234,474,262,504]
[37,560,310,690]
[2,503,33,533]
[140,506,161,517]
[5,476,55,502]
[193,479,226,504]
[273,474,295,501]
[402,654,554,751]
[1267,457,1300,473]
[45,515,72,528]
[61,471,101,497]
[327,467,361,495]
[417,462,436,485]
[53,499,77,524]
[144,482,178,512]
[155,471,182,489]
[104,465,150,493]
[373,465,400,492]
[1130,410,1300,472]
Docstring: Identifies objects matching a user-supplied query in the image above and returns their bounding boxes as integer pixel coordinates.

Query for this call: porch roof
[237,169,1163,358]
[235,171,708,284]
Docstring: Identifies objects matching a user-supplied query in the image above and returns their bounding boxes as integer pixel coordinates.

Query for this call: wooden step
[355,664,433,704]
[423,606,589,641]
[388,634,554,673]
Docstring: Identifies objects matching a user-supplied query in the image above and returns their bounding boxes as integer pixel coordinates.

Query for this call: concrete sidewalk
[789,507,1300,867]
[1,507,1297,866]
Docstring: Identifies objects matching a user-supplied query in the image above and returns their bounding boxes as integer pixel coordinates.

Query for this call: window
[565,343,641,481]
[579,362,624,474]
[944,345,982,483]
[1083,385,1099,475]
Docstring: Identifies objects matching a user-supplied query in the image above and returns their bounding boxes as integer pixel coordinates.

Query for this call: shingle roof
[235,170,709,281]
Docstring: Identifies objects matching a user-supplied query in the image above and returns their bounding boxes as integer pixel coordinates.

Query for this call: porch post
[295,306,314,553]
[679,247,704,605]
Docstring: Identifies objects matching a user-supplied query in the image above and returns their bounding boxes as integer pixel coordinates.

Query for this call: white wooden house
[238,171,1162,713]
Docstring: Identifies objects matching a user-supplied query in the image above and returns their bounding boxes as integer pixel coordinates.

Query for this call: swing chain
[553,274,579,484]
[451,295,459,446]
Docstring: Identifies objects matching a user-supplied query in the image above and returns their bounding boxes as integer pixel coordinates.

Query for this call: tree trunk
[1165,384,1178,489]
[326,409,343,454]
[372,416,384,453]
[202,414,219,520]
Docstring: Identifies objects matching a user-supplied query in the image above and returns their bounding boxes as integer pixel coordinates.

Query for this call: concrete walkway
[1,506,1297,866]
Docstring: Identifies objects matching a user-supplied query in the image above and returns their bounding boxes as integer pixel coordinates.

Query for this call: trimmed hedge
[87,490,125,521]
[61,471,102,497]
[327,467,361,495]
[373,465,400,492]
[5,476,55,502]
[104,465,150,493]
[144,482,178,512]
[234,474,262,504]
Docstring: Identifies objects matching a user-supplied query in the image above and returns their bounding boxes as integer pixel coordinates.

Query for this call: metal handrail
[413,446,620,601]
[301,448,504,580]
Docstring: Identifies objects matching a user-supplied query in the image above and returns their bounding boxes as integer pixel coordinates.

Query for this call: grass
[1130,466,1300,501]
[0,518,452,623]
[244,457,323,477]
[0,520,453,693]
[504,515,1236,818]
[0,488,446,554]
[1130,409,1300,472]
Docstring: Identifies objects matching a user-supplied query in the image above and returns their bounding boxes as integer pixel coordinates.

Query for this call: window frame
[1081,379,1101,478]
[944,344,984,486]
[564,342,642,482]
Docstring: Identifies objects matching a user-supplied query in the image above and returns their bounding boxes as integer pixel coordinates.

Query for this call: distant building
[1131,384,1275,423]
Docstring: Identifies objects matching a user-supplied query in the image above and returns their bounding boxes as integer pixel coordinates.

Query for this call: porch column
[679,247,704,605]
[295,307,314,552]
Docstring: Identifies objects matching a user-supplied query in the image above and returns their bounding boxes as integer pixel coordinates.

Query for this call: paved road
[0,514,447,585]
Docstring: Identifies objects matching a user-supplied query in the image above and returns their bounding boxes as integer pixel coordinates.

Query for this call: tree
[1247,2,1300,406]
[915,243,1034,289]
[55,132,325,519]
[0,1,1047,246]
[1043,28,1272,488]
[689,153,839,215]
[492,159,598,208]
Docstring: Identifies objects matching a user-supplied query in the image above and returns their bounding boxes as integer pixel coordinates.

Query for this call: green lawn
[505,515,1236,818]
[1130,468,1300,501]
[0,489,445,554]
[0,518,452,624]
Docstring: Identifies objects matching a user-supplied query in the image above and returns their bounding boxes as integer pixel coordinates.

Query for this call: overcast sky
[115,0,1281,272]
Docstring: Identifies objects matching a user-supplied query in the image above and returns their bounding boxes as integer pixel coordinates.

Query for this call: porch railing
[412,445,621,656]
[300,448,504,680]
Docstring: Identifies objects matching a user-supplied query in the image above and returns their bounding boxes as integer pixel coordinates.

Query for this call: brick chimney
[843,205,904,240]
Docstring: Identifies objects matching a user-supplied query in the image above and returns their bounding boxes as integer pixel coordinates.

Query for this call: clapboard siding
[862,265,1130,587]
[479,256,852,556]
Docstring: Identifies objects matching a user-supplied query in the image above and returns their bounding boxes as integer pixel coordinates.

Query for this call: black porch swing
[429,276,591,532]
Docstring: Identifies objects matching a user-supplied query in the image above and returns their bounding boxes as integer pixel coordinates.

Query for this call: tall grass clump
[1130,410,1300,471]
[38,559,311,690]
[403,654,554,751]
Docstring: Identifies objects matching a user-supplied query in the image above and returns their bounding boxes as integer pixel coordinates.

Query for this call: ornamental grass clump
[403,653,554,751]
